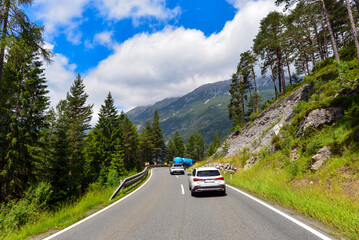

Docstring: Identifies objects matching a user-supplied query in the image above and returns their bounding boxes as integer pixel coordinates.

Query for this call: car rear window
[173,164,183,167]
[197,170,220,177]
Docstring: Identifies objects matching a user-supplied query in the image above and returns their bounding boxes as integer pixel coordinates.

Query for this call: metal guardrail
[109,164,168,200]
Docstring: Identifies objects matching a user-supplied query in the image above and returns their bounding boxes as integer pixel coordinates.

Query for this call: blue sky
[27,0,277,123]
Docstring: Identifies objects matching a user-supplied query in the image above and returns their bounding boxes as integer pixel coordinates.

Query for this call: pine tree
[0,39,50,200]
[240,50,259,112]
[207,134,221,157]
[121,115,139,170]
[185,132,205,162]
[85,92,122,182]
[139,122,154,164]
[150,109,165,163]
[166,131,185,162]
[0,0,51,86]
[253,11,286,93]
[64,73,93,195]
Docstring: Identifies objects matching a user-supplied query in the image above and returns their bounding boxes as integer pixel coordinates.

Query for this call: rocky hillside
[127,79,275,145]
[215,84,313,157]
[203,56,359,239]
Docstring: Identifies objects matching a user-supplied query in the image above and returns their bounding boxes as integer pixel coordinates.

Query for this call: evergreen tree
[139,122,154,164]
[240,50,259,112]
[84,92,121,184]
[64,73,93,195]
[0,0,51,86]
[150,109,165,163]
[253,11,286,93]
[166,131,185,162]
[228,67,249,128]
[172,131,185,157]
[207,134,221,157]
[185,131,205,162]
[166,138,177,163]
[121,115,139,170]
[0,39,49,200]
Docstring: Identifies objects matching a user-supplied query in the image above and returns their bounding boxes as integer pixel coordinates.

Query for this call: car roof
[196,167,219,171]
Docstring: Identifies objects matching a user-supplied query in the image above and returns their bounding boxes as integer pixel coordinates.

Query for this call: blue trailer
[182,158,194,167]
[173,157,183,164]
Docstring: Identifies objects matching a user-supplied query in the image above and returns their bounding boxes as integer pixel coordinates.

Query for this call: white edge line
[226,184,332,240]
[44,169,154,240]
[181,184,185,195]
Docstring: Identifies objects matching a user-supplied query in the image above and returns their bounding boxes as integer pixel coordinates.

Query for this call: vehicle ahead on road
[188,167,226,196]
[169,164,185,175]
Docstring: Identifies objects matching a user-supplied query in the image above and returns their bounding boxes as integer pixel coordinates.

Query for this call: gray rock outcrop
[244,156,259,169]
[311,146,331,171]
[213,84,312,158]
[295,107,343,137]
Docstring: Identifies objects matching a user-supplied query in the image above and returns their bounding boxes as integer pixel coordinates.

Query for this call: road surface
[46,168,334,240]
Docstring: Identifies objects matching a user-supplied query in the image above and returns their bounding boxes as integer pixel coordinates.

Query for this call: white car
[169,164,185,175]
[188,167,226,196]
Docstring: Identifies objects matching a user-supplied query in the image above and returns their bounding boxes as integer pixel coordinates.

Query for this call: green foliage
[166,131,185,162]
[0,182,52,232]
[206,134,221,157]
[185,131,205,161]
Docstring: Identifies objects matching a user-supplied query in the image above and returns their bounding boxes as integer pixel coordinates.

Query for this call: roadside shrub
[303,138,322,157]
[284,159,299,177]
[271,135,281,150]
[345,101,359,127]
[312,57,334,72]
[0,182,52,232]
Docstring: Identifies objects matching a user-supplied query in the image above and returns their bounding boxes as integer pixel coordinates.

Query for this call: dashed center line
[176,175,179,179]
[181,184,185,195]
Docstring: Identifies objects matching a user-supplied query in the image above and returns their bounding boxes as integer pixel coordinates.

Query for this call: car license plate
[204,180,214,183]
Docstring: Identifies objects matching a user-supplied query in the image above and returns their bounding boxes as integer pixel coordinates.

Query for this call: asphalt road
[46,168,334,240]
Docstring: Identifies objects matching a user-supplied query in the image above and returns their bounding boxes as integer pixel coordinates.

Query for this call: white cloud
[95,0,180,21]
[94,31,116,49]
[43,43,77,107]
[226,0,253,9]
[33,0,180,43]
[84,0,277,113]
[33,0,88,38]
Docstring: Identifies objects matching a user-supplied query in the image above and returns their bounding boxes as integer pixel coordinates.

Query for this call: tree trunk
[251,68,258,112]
[319,0,340,62]
[314,20,325,60]
[284,51,292,85]
[0,0,11,86]
[322,20,329,58]
[345,0,359,65]
[276,48,285,93]
[239,75,245,125]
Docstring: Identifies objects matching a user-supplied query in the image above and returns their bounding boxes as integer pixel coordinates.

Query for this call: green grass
[0,173,150,240]
[224,161,359,239]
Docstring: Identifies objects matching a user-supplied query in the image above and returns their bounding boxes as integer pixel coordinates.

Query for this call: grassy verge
[1,172,150,240]
[223,162,359,239]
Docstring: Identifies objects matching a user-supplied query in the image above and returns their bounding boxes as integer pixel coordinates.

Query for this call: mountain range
[127,78,275,145]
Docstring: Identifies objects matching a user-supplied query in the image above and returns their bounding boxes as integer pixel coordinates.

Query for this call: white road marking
[44,169,154,240]
[181,184,185,195]
[227,184,332,240]
[176,175,179,179]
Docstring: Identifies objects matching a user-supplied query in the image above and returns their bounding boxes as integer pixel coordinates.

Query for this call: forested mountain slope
[127,79,275,144]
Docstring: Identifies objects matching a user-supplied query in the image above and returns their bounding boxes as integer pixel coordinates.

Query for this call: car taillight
[193,178,203,182]
[216,177,224,180]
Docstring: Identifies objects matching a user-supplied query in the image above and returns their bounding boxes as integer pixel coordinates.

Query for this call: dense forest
[0,0,210,229]
[0,0,359,235]
[228,0,359,128]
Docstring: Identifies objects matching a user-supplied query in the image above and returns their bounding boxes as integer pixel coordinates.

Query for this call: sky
[26,0,278,123]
